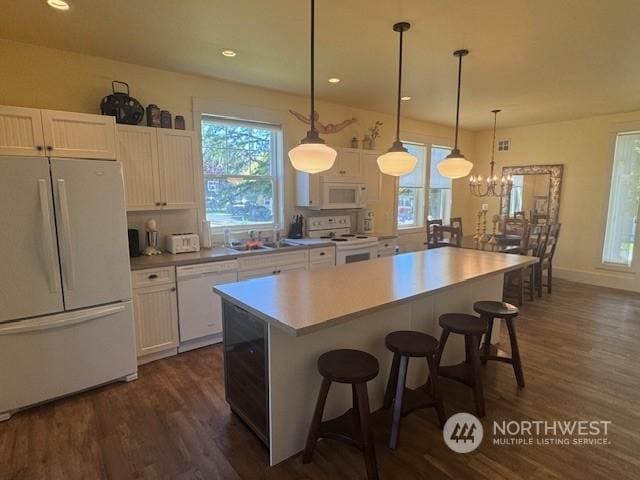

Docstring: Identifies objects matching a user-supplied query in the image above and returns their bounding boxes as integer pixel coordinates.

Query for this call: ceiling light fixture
[328,77,341,83]
[469,110,513,197]
[47,0,70,10]
[437,49,474,179]
[221,50,237,58]
[401,96,412,101]
[288,0,337,174]
[376,22,417,177]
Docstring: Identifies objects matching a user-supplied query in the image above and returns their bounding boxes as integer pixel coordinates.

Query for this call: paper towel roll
[200,219,212,248]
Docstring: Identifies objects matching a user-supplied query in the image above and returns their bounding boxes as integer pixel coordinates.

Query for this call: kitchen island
[214,248,536,465]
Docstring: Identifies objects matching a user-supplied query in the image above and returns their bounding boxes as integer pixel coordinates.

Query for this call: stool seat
[318,349,379,384]
[385,331,439,357]
[474,301,519,318]
[439,313,487,335]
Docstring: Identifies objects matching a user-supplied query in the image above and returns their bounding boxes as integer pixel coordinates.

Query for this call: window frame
[599,128,640,273]
[395,139,453,234]
[193,98,287,235]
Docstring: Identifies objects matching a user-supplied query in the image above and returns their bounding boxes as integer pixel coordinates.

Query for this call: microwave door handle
[38,179,58,293]
[57,179,75,291]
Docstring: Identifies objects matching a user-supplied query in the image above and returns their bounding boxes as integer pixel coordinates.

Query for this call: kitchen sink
[262,241,299,250]
[229,245,269,252]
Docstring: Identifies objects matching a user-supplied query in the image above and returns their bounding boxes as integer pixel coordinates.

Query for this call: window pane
[602,133,640,266]
[400,143,427,188]
[204,177,274,227]
[398,187,423,227]
[430,146,453,189]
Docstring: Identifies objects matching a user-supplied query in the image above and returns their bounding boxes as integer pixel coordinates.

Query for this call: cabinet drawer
[132,267,175,288]
[238,250,309,271]
[309,259,335,270]
[309,247,335,263]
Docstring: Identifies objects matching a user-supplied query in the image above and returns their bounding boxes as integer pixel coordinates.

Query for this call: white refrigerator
[0,156,137,421]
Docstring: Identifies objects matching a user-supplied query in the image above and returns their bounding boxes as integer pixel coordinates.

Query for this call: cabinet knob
[148,274,158,279]
[170,287,176,292]
[162,202,167,206]
[319,252,325,256]
[46,146,53,151]
[36,146,43,151]
[155,202,161,206]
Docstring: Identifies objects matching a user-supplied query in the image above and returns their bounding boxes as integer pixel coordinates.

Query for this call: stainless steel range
[306,215,378,264]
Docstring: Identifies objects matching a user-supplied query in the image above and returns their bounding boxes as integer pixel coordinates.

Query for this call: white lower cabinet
[238,250,309,280]
[131,267,179,364]
[308,246,336,270]
[378,239,398,258]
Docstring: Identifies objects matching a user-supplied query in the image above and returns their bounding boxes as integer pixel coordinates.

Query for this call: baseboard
[554,266,639,293]
[0,412,11,422]
[137,348,178,365]
[178,333,223,353]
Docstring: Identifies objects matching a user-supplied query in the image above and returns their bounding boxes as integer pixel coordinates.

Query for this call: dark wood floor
[1,279,640,479]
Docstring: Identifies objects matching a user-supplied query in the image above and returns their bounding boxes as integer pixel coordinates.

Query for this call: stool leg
[529,266,535,301]
[383,352,400,409]
[506,318,525,387]
[389,355,408,449]
[435,329,450,367]
[481,316,494,365]
[303,377,331,463]
[426,353,446,428]
[354,382,379,480]
[469,335,486,418]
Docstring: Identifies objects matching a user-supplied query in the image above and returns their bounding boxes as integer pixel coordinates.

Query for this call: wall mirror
[500,164,564,224]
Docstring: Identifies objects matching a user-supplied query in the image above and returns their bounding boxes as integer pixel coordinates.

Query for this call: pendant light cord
[309,0,316,134]
[395,28,403,142]
[454,53,463,149]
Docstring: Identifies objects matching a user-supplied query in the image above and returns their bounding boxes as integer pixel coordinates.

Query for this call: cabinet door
[117,125,161,210]
[309,260,334,270]
[157,129,198,209]
[337,149,363,177]
[362,151,382,203]
[0,106,46,156]
[132,283,179,357]
[278,263,308,274]
[41,110,117,159]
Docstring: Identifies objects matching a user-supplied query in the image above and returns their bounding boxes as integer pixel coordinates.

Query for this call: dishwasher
[176,260,239,352]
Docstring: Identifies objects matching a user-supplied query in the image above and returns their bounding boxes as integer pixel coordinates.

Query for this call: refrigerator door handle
[0,304,126,336]
[56,179,76,291]
[38,179,58,293]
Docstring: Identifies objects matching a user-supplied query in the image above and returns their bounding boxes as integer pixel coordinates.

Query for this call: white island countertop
[214,248,536,336]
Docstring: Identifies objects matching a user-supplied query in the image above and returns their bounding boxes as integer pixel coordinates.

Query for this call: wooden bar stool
[436,313,488,418]
[382,331,446,449]
[473,301,525,387]
[303,349,379,480]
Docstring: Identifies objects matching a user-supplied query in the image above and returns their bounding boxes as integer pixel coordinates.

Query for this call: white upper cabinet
[0,106,117,160]
[329,148,364,177]
[117,125,198,211]
[117,125,161,211]
[362,151,383,203]
[41,110,117,160]
[0,106,46,156]
[157,129,199,210]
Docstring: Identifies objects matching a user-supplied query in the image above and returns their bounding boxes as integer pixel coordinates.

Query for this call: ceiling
[2,0,640,130]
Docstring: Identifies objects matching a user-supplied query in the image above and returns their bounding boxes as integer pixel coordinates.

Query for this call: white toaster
[166,233,200,254]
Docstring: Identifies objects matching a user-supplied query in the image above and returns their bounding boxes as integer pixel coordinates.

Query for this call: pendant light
[437,49,473,179]
[288,0,337,174]
[469,110,513,197]
[377,22,417,177]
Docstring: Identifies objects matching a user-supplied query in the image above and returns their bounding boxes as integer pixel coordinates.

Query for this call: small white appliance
[167,233,200,254]
[307,215,378,264]
[357,208,375,233]
[318,177,367,210]
[200,220,212,248]
[176,260,238,352]
[0,155,137,421]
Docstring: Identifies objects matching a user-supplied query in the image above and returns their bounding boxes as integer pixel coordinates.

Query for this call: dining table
[459,234,522,253]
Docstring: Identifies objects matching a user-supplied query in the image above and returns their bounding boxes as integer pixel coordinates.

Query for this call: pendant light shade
[288,0,336,174]
[289,141,337,174]
[437,49,473,179]
[377,22,416,177]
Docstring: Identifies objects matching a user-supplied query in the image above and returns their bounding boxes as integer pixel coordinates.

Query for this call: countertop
[214,248,537,336]
[129,242,329,271]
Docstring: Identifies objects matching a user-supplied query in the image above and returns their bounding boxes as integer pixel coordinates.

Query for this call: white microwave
[318,177,367,210]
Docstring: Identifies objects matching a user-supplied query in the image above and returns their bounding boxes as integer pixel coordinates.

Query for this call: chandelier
[469,109,513,197]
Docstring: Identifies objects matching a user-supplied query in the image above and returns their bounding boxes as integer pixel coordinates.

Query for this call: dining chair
[503,221,532,305]
[426,219,443,249]
[450,217,463,237]
[502,217,529,236]
[535,223,561,297]
[531,211,548,225]
[514,211,526,219]
[432,225,461,248]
